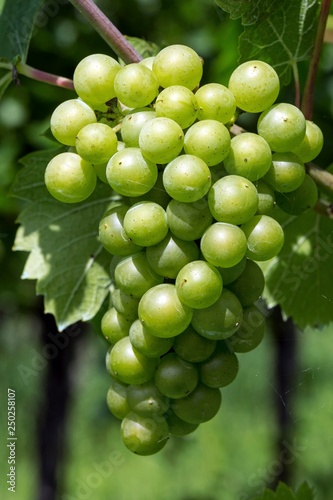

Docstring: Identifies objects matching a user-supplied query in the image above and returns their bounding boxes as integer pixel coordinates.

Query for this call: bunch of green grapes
[44,45,323,456]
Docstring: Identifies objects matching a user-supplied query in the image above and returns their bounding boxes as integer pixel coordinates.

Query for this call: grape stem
[68,0,142,64]
[15,62,75,90]
[301,0,332,119]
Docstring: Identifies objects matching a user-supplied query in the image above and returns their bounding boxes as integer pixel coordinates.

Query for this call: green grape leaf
[274,483,297,500]
[124,36,160,59]
[295,482,315,500]
[261,210,333,328]
[12,149,116,331]
[251,488,277,500]
[215,0,320,85]
[0,0,45,61]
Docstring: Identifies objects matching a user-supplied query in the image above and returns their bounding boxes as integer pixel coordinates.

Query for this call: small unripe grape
[166,198,213,241]
[75,123,118,164]
[129,319,173,358]
[121,108,157,147]
[167,410,199,436]
[227,304,266,353]
[99,205,142,256]
[50,99,97,146]
[241,215,284,261]
[154,352,199,399]
[73,53,120,105]
[224,133,272,181]
[114,63,159,108]
[227,259,265,306]
[123,201,168,247]
[163,154,211,203]
[173,325,217,363]
[257,103,306,152]
[264,152,305,193]
[255,180,276,215]
[155,85,198,129]
[111,288,139,321]
[195,83,236,123]
[275,174,318,215]
[127,381,169,417]
[228,60,280,113]
[199,346,239,388]
[121,411,169,455]
[106,148,157,197]
[217,258,247,286]
[138,283,193,338]
[45,152,96,203]
[139,117,184,164]
[184,120,231,166]
[191,289,243,340]
[101,307,132,344]
[114,252,163,299]
[153,44,203,90]
[201,222,247,268]
[172,383,222,424]
[208,175,258,225]
[291,120,324,162]
[109,336,158,386]
[175,260,223,309]
[106,380,130,420]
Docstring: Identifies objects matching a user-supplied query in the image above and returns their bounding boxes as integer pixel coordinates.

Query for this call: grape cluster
[45,45,323,456]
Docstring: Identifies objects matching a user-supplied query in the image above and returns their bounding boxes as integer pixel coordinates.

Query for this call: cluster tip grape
[44,44,323,456]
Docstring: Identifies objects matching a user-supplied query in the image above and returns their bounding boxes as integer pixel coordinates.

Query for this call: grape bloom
[44,46,321,455]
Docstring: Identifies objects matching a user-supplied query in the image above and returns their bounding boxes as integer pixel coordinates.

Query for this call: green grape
[154,352,198,399]
[224,133,272,181]
[101,307,132,344]
[152,44,203,90]
[217,258,246,286]
[109,336,158,385]
[50,99,97,146]
[264,152,305,193]
[163,154,211,202]
[200,222,247,268]
[44,152,96,203]
[166,198,213,241]
[106,380,130,420]
[241,215,284,261]
[113,63,159,108]
[123,201,168,247]
[255,180,276,215]
[129,319,173,358]
[184,120,231,166]
[127,381,169,417]
[191,289,243,340]
[130,171,171,209]
[173,325,216,363]
[121,412,169,455]
[138,283,193,338]
[276,174,318,215]
[121,108,157,147]
[155,85,198,129]
[139,117,184,164]
[139,56,155,70]
[175,260,223,309]
[73,53,120,105]
[114,252,163,299]
[227,259,265,306]
[167,410,199,436]
[228,60,280,113]
[291,120,324,162]
[226,304,266,353]
[257,103,306,152]
[172,383,221,424]
[208,175,258,225]
[99,204,143,256]
[199,346,239,388]
[106,147,158,197]
[195,83,236,123]
[93,141,126,184]
[75,122,118,164]
[110,288,140,321]
[146,232,199,279]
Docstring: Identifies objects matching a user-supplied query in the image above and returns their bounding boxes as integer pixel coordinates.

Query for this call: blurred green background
[1,1,333,499]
